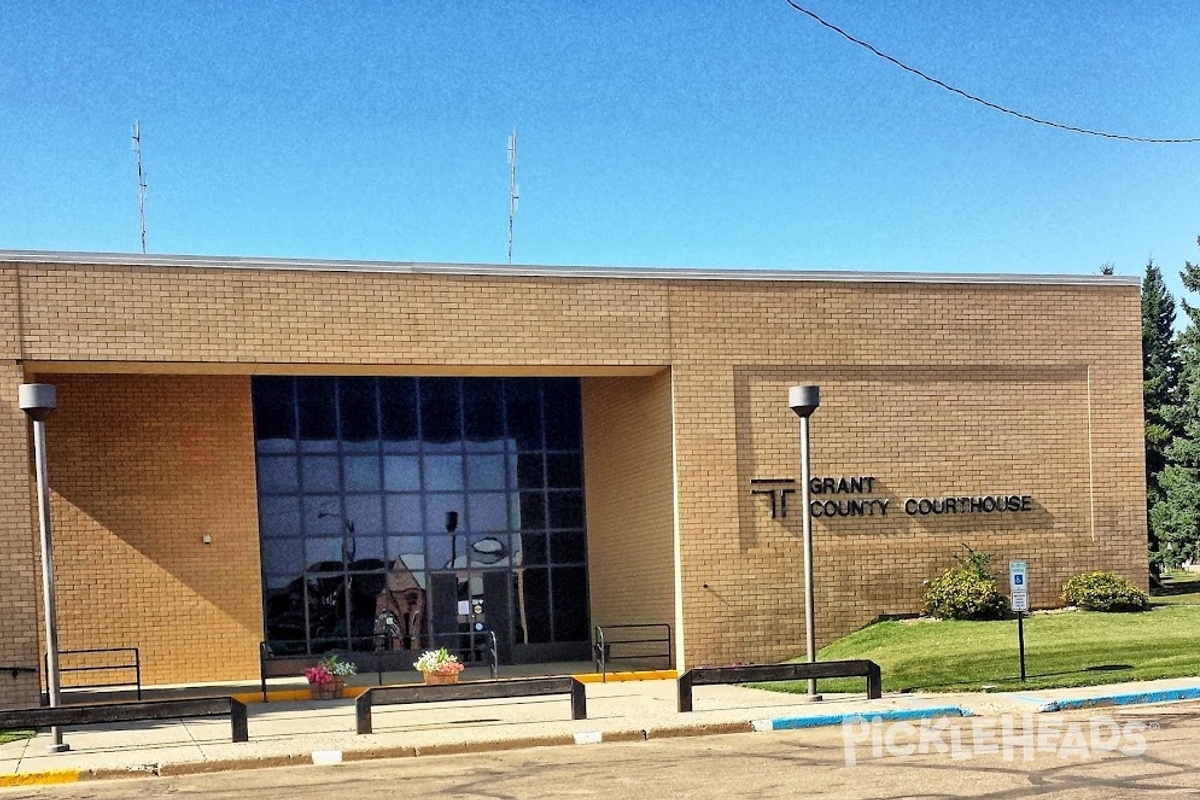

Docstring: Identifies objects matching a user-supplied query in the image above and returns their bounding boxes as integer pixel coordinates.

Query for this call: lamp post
[789,385,821,700]
[18,383,69,752]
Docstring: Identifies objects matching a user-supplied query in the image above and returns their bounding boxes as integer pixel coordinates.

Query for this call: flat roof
[0,249,1141,287]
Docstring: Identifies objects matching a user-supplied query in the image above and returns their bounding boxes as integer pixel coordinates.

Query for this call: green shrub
[1062,571,1150,612]
[923,568,1008,620]
[954,544,994,580]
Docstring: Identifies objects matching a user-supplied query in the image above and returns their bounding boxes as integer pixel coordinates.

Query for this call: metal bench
[678,660,882,712]
[356,676,587,734]
[0,697,249,743]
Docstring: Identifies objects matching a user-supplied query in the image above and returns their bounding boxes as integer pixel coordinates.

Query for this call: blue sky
[2,1,1198,295]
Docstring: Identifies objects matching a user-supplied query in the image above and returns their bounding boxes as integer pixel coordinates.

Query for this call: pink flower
[305,665,334,685]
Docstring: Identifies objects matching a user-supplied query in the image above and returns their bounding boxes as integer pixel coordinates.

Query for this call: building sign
[751,475,1033,520]
[811,474,889,517]
[749,478,795,519]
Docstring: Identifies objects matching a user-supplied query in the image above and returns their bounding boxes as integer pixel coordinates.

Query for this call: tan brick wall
[12,265,672,368]
[667,280,1145,667]
[582,371,677,664]
[0,266,44,708]
[0,367,42,709]
[698,364,1126,664]
[41,373,262,685]
[0,258,1145,688]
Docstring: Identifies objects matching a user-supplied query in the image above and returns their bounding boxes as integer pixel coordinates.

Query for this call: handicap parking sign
[1008,561,1028,594]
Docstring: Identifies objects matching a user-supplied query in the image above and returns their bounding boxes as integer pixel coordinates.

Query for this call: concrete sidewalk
[2,674,1199,787]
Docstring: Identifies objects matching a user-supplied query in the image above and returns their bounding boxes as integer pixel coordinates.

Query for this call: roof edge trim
[0,249,1142,287]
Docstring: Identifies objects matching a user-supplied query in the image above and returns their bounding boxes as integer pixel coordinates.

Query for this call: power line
[783,0,1200,144]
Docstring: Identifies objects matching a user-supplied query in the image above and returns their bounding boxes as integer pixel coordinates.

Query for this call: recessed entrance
[252,376,591,664]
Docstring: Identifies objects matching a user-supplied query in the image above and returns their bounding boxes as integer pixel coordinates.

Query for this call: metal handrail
[592,623,672,682]
[45,647,141,700]
[486,629,499,679]
[426,630,497,667]
[259,638,392,690]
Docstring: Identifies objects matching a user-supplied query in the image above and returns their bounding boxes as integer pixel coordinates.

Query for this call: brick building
[0,251,1146,707]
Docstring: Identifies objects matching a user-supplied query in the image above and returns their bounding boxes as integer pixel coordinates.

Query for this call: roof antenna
[132,120,148,254]
[507,127,519,265]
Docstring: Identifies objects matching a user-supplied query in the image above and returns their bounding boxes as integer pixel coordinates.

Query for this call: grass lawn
[766,570,1200,695]
[0,730,34,745]
[1152,570,1200,606]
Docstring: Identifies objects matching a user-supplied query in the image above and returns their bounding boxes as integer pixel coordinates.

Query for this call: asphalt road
[6,703,1200,799]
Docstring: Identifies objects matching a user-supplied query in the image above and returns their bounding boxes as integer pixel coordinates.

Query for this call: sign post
[1008,560,1028,682]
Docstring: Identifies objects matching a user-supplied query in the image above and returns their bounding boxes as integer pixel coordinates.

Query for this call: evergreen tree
[1142,260,1179,519]
[1152,240,1200,567]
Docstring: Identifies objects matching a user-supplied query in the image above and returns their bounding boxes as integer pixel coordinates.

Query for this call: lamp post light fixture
[18,383,70,752]
[789,385,821,701]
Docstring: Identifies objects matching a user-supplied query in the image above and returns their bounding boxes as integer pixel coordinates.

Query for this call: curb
[7,687,1198,786]
[757,705,971,731]
[0,770,81,788]
[0,721,755,785]
[643,721,753,739]
[1039,685,1200,713]
[576,671,677,684]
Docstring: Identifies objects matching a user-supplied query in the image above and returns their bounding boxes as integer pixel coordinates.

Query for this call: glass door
[427,534,515,664]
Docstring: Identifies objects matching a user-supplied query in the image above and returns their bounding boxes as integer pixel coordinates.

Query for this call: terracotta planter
[308,678,345,700]
[422,672,460,686]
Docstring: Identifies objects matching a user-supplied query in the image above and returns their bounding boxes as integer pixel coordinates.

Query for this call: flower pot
[423,672,459,686]
[309,677,345,700]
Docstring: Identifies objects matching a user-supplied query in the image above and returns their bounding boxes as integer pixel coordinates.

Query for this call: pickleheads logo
[842,714,1152,766]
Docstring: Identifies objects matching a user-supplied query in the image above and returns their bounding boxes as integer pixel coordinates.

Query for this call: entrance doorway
[254,375,591,664]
